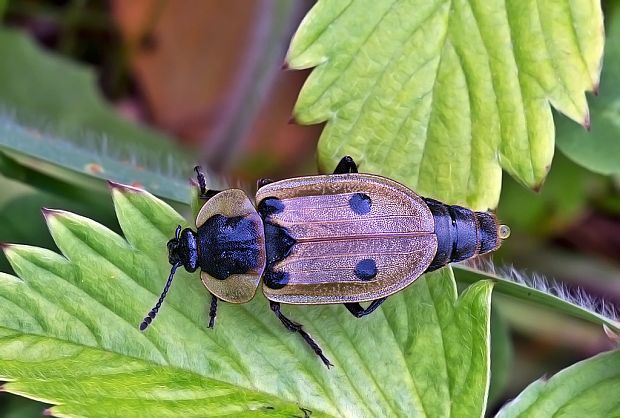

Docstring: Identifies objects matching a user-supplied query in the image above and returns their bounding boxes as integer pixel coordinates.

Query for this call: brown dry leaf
[112,0,320,177]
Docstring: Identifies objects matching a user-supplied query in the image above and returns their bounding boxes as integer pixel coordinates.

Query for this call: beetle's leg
[299,407,312,418]
[333,156,358,174]
[257,178,273,189]
[344,297,387,318]
[194,165,222,200]
[208,293,218,328]
[200,190,221,200]
[269,301,333,368]
[194,165,208,195]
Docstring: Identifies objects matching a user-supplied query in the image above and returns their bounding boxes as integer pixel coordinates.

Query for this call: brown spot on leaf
[532,181,545,193]
[25,128,42,139]
[85,163,104,174]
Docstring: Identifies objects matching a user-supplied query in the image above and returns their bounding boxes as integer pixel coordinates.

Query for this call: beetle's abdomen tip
[499,224,511,240]
[475,212,502,254]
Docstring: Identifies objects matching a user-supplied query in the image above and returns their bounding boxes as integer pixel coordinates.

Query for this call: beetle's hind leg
[333,156,358,174]
[194,166,221,200]
[269,301,333,368]
[344,297,387,318]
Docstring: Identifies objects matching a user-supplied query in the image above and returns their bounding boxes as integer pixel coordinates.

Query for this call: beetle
[139,156,510,367]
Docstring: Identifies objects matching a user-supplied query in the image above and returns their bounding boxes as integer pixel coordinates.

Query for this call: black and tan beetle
[139,156,510,367]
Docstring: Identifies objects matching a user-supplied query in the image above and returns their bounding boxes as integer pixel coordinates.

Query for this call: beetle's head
[139,225,198,332]
[168,235,181,265]
[166,225,198,272]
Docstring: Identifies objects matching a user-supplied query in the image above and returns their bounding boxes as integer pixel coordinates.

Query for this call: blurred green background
[0,1,618,416]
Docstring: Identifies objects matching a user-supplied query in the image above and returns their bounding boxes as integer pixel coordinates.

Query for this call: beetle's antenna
[175,225,182,239]
[139,262,181,331]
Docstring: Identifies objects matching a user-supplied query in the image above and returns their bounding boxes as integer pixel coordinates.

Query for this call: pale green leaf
[496,349,620,418]
[288,0,603,209]
[0,183,494,417]
[556,4,620,175]
[0,28,192,203]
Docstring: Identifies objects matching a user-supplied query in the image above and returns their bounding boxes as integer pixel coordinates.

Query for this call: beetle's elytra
[140,156,510,367]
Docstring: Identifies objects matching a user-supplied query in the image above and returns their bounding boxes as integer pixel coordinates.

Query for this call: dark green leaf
[556,2,620,175]
[0,28,193,203]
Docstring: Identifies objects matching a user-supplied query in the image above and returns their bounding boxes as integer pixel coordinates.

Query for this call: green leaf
[0,183,494,417]
[0,28,193,203]
[496,349,620,417]
[497,153,604,235]
[454,265,620,334]
[0,173,116,273]
[556,4,620,175]
[0,393,45,418]
[288,0,603,209]
[488,303,513,407]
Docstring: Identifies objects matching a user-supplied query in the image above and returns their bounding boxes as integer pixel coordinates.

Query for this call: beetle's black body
[423,198,500,272]
[197,215,262,280]
[141,156,509,367]
[258,197,297,289]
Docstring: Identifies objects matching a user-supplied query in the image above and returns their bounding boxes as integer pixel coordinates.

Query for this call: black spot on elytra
[257,197,285,219]
[354,259,377,281]
[259,198,296,290]
[349,193,372,215]
[264,270,289,289]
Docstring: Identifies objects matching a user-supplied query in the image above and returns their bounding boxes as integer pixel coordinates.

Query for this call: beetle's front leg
[208,292,218,328]
[194,166,221,200]
[344,297,387,318]
[257,178,273,189]
[333,156,358,174]
[269,301,333,368]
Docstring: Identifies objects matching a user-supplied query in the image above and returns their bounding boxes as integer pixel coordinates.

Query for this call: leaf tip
[583,113,591,131]
[532,181,544,193]
[41,207,65,219]
[603,324,620,344]
[531,163,552,193]
[108,180,143,194]
[107,179,122,189]
[281,60,290,71]
[288,115,297,125]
